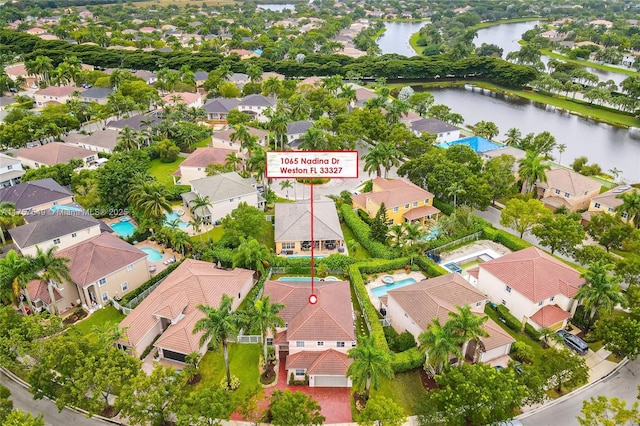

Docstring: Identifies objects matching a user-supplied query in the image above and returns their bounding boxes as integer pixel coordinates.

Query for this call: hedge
[349,264,389,352]
[390,347,425,373]
[433,198,455,216]
[481,227,531,252]
[340,204,393,259]
[524,323,541,340]
[414,256,447,278]
[120,260,183,306]
[356,257,409,275]
[496,304,523,332]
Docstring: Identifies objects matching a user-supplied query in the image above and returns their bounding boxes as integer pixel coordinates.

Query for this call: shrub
[433,198,455,216]
[166,185,191,201]
[383,326,400,352]
[414,256,447,277]
[524,323,541,340]
[140,334,161,359]
[319,253,355,271]
[496,304,522,331]
[571,305,595,330]
[120,260,183,306]
[341,204,394,259]
[396,331,418,352]
[220,375,241,390]
[481,227,531,252]
[390,347,425,372]
[511,341,534,363]
[357,258,408,275]
[357,209,373,225]
[349,264,388,352]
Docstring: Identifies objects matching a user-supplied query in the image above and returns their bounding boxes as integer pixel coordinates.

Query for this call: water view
[258,3,296,11]
[377,21,426,57]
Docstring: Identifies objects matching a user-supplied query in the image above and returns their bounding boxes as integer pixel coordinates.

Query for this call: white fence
[109,297,132,315]
[237,335,262,344]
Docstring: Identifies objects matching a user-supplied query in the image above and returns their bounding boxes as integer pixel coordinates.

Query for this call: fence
[125,278,166,309]
[237,335,262,344]
[109,297,132,315]
[425,231,482,255]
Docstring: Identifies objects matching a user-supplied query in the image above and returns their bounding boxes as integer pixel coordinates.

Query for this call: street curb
[0,367,122,425]
[516,357,630,420]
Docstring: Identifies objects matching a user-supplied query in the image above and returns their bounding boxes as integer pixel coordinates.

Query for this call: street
[520,358,640,425]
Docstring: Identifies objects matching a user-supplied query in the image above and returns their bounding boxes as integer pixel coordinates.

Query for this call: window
[71,233,77,238]
[238,292,241,299]
[564,192,570,198]
[229,198,234,202]
[550,296,555,302]
[7,165,12,170]
[501,299,506,305]
[121,282,128,292]
[424,198,429,204]
[413,201,418,207]
[594,203,601,209]
[622,212,629,219]
[538,301,543,306]
[127,264,134,271]
[98,277,107,287]
[555,189,561,195]
[404,313,408,318]
[53,238,61,245]
[393,207,398,212]
[337,341,345,348]
[608,207,614,212]
[101,292,108,302]
[266,337,273,345]
[282,242,295,250]
[296,341,305,348]
[505,285,511,293]
[197,167,201,171]
[404,203,409,209]
[295,369,305,376]
[317,341,324,347]
[476,301,482,307]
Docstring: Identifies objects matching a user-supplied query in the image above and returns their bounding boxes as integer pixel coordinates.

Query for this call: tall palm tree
[279,180,293,199]
[267,112,288,150]
[193,295,248,390]
[518,150,551,194]
[170,230,192,256]
[128,181,173,223]
[189,195,211,222]
[25,55,53,86]
[418,318,461,375]
[116,126,139,152]
[447,182,466,209]
[32,246,71,315]
[0,202,24,245]
[247,148,267,185]
[389,224,405,248]
[556,143,567,165]
[447,305,488,364]
[346,336,393,400]
[616,189,640,228]
[575,260,626,333]
[250,295,285,367]
[0,250,34,310]
[225,152,243,171]
[298,127,327,151]
[232,238,269,274]
[362,146,385,178]
[504,127,521,147]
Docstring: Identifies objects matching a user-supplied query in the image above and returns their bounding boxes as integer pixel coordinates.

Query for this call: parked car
[557,329,589,355]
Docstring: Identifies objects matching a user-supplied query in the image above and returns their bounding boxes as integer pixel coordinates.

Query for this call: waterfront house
[536,168,601,212]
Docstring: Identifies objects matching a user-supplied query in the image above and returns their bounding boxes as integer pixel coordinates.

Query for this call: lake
[428,86,640,182]
[258,3,296,11]
[377,21,426,57]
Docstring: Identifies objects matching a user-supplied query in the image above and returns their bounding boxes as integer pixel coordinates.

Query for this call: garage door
[313,375,349,387]
[163,350,186,363]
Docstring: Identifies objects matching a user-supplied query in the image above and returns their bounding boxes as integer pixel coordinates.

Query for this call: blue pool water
[141,247,163,262]
[51,205,82,212]
[371,278,418,297]
[164,212,190,229]
[438,136,504,153]
[421,228,439,242]
[110,221,137,238]
[278,276,339,282]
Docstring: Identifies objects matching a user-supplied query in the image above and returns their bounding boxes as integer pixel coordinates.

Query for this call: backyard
[372,369,426,415]
[341,223,371,260]
[149,157,185,187]
[74,306,125,336]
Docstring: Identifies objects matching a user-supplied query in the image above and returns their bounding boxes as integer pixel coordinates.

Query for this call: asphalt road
[520,357,640,425]
[0,371,106,426]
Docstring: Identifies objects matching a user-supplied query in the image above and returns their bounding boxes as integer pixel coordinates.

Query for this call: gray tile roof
[239,94,276,107]
[188,172,258,204]
[228,73,248,82]
[194,71,209,81]
[0,178,72,210]
[0,153,21,168]
[65,129,119,151]
[411,118,459,134]
[10,210,101,248]
[203,97,240,113]
[81,87,113,99]
[286,120,313,135]
[107,114,162,131]
[274,200,343,242]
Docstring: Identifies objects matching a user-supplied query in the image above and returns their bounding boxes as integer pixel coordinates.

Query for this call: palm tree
[247,148,266,185]
[189,194,210,222]
[518,150,551,194]
[0,202,24,245]
[250,296,285,367]
[616,189,640,228]
[267,112,288,150]
[575,260,626,333]
[232,238,269,275]
[298,127,327,151]
[363,142,402,179]
[128,181,173,223]
[279,180,293,199]
[504,128,521,147]
[116,126,139,152]
[225,152,243,171]
[447,305,488,364]
[170,230,192,256]
[346,336,393,400]
[446,182,466,209]
[0,250,34,311]
[418,318,461,375]
[557,143,567,165]
[362,146,385,178]
[25,55,53,86]
[537,326,564,348]
[32,246,71,315]
[389,224,405,248]
[608,167,622,183]
[193,295,248,390]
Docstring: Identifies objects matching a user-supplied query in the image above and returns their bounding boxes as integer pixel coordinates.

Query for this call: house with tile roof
[161,92,203,108]
[237,94,276,122]
[15,142,97,169]
[211,126,269,150]
[172,147,238,185]
[410,118,461,142]
[27,232,149,314]
[468,247,585,331]
[582,185,635,225]
[117,259,254,361]
[203,97,240,121]
[352,177,440,225]
[182,172,264,224]
[107,114,162,132]
[4,63,36,87]
[34,86,85,106]
[65,129,119,154]
[80,87,113,105]
[264,279,355,387]
[286,120,313,148]
[0,178,74,212]
[0,153,24,188]
[384,273,514,364]
[275,200,345,256]
[536,168,601,212]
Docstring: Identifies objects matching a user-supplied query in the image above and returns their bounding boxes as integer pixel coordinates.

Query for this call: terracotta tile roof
[387,273,486,331]
[298,76,322,86]
[530,304,573,328]
[352,177,435,210]
[537,168,601,196]
[154,310,204,355]
[162,92,201,105]
[178,147,237,168]
[477,247,585,303]
[479,318,515,351]
[403,205,440,220]
[57,232,146,287]
[16,142,94,166]
[263,280,355,342]
[27,279,62,304]
[355,87,377,101]
[153,291,189,319]
[590,185,634,210]
[286,349,353,375]
[118,259,253,354]
[35,86,85,97]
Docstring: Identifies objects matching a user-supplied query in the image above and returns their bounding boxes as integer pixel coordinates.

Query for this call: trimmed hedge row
[414,256,447,278]
[341,204,393,259]
[357,257,410,275]
[349,264,389,352]
[433,198,455,216]
[524,323,541,340]
[481,227,532,252]
[496,304,523,332]
[390,347,425,373]
[120,260,183,305]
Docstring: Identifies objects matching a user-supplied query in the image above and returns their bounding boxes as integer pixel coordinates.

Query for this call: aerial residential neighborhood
[0,0,640,425]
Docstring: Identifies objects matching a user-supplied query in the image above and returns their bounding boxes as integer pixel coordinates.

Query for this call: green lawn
[541,49,640,78]
[192,137,212,149]
[200,226,225,242]
[74,306,125,336]
[191,343,261,411]
[149,157,185,187]
[198,222,274,252]
[341,223,371,260]
[372,369,426,415]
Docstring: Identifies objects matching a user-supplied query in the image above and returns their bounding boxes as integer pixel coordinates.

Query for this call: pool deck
[438,240,512,281]
[366,271,426,310]
[135,240,182,276]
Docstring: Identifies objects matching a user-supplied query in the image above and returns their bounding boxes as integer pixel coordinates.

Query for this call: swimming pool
[285,255,328,259]
[141,247,163,262]
[438,136,504,153]
[421,228,439,242]
[278,276,339,282]
[111,221,137,238]
[51,205,82,212]
[371,278,418,297]
[164,212,190,229]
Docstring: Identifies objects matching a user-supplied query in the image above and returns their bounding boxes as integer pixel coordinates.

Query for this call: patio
[134,240,181,276]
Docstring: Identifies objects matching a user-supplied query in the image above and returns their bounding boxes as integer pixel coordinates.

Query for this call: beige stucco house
[0,178,74,213]
[15,142,97,168]
[172,147,237,186]
[582,185,635,225]
[536,168,601,212]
